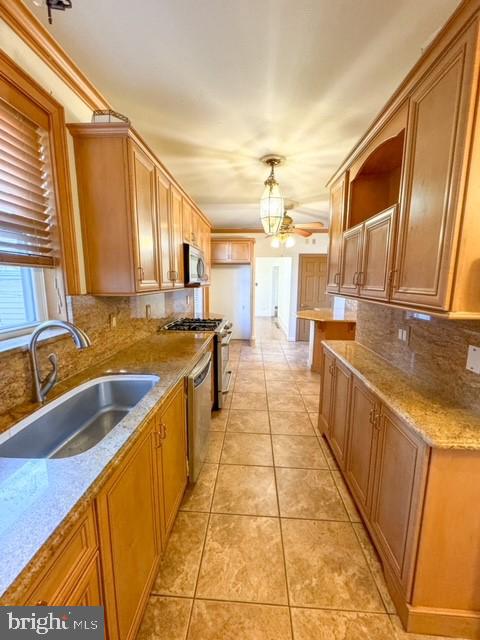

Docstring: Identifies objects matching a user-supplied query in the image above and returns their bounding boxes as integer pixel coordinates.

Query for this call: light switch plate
[466,345,480,374]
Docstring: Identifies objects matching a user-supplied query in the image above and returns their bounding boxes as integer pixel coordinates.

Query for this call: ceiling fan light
[271,236,281,249]
[285,235,296,248]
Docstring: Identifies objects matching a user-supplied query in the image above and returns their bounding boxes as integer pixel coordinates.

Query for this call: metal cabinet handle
[334,272,340,285]
[388,269,398,294]
[137,266,145,282]
[154,430,162,448]
[357,271,364,287]
[352,272,358,286]
[36,600,48,606]
[328,362,335,375]
[160,422,167,439]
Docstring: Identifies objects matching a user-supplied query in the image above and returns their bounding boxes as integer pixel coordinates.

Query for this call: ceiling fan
[270,203,325,247]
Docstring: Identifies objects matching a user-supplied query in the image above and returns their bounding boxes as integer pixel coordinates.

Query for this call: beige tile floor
[138,318,467,640]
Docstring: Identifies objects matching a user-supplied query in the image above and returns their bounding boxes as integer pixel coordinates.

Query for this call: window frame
[0,266,48,340]
[0,49,81,294]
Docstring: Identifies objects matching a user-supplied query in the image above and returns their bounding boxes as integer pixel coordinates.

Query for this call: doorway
[296,254,330,341]
[254,257,292,339]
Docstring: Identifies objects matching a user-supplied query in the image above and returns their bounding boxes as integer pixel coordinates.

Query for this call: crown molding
[0,0,111,111]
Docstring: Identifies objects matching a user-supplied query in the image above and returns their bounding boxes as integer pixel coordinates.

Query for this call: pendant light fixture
[259,155,285,235]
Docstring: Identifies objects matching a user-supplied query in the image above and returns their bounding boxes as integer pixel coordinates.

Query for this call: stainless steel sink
[0,375,159,459]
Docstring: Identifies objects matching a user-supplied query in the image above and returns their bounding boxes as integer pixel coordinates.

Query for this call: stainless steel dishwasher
[187,351,212,482]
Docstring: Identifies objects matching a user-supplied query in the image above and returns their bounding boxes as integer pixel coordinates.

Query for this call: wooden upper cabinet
[230,241,251,263]
[392,28,476,310]
[211,239,253,264]
[326,174,347,292]
[67,123,210,295]
[328,359,352,469]
[211,240,230,263]
[359,205,396,300]
[371,406,428,594]
[97,420,161,640]
[170,185,185,288]
[182,198,193,244]
[129,143,161,292]
[339,224,363,295]
[345,378,379,515]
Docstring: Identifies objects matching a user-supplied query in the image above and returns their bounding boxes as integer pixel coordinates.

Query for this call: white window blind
[0,99,56,268]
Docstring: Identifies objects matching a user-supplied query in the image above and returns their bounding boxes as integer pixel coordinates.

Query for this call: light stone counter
[323,340,480,450]
[0,331,213,604]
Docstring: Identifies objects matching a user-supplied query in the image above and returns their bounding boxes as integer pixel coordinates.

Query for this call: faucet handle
[41,353,59,398]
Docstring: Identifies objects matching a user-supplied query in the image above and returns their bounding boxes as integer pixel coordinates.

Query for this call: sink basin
[0,375,159,459]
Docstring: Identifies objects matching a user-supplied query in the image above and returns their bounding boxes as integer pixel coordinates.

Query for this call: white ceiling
[30,0,460,228]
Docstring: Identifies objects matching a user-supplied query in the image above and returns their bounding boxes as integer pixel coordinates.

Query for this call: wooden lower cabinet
[328,359,351,469]
[370,406,428,593]
[96,419,161,640]
[23,505,100,606]
[319,349,335,433]
[319,345,480,639]
[345,377,379,515]
[156,381,188,538]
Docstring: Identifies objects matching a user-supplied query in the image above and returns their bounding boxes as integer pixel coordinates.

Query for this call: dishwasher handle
[190,352,212,388]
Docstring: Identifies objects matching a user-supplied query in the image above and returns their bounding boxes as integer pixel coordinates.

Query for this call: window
[0,265,47,337]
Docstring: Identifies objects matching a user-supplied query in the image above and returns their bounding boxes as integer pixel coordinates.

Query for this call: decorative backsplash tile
[0,290,194,415]
[355,300,480,412]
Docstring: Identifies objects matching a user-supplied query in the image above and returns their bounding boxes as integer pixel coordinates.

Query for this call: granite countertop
[296,308,357,323]
[0,331,213,604]
[323,340,480,450]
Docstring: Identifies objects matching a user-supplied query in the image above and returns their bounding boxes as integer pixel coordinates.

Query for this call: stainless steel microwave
[184,243,206,286]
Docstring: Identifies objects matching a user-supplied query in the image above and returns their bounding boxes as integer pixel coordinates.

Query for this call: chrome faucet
[28,320,92,403]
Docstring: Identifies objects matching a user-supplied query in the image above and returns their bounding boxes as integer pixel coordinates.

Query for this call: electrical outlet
[186,295,190,306]
[466,345,480,374]
[397,327,409,343]
[145,304,151,320]
[109,313,117,329]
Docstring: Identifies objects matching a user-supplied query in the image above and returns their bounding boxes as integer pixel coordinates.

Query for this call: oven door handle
[222,370,233,394]
[221,332,232,346]
[190,352,212,384]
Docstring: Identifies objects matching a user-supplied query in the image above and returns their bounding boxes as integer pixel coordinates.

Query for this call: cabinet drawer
[24,506,98,606]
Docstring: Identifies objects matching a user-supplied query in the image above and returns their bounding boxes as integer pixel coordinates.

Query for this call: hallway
[137,321,444,640]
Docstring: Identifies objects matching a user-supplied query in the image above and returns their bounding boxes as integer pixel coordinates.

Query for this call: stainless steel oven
[162,317,233,410]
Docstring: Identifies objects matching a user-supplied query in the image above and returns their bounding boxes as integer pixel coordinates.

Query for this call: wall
[213,232,328,340]
[355,300,480,412]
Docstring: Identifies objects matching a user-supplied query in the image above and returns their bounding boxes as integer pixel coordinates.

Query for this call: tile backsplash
[355,300,480,412]
[0,290,193,416]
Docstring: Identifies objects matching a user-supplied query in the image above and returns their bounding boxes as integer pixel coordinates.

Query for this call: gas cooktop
[163,318,223,332]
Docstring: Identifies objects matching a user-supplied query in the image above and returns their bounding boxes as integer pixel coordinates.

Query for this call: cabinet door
[339,224,363,296]
[129,143,160,292]
[371,407,428,594]
[327,174,347,292]
[156,168,173,289]
[182,198,193,244]
[392,27,476,310]
[159,383,187,537]
[359,206,396,300]
[328,359,352,468]
[318,349,335,434]
[97,423,161,640]
[211,241,230,263]
[230,241,251,263]
[68,556,103,606]
[170,185,185,287]
[345,378,379,515]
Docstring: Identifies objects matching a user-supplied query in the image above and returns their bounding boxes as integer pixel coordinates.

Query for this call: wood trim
[0,0,111,111]
[0,49,81,294]
[212,227,329,234]
[326,0,480,187]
